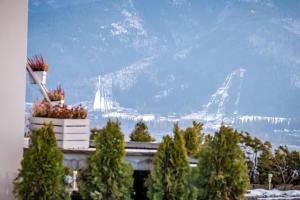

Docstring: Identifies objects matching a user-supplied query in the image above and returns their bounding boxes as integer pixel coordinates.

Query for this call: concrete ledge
[125,142,159,150]
[24,138,198,170]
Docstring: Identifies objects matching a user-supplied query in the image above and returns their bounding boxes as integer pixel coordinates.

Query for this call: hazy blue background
[26,0,300,146]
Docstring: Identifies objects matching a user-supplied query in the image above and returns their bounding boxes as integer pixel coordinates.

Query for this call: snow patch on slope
[174,48,190,60]
[103,111,155,122]
[155,88,173,99]
[291,73,300,89]
[237,115,291,125]
[111,9,146,37]
[100,56,153,93]
[282,18,300,38]
[111,22,128,36]
[183,68,245,122]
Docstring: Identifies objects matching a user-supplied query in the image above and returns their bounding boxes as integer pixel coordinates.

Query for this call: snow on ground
[247,189,300,198]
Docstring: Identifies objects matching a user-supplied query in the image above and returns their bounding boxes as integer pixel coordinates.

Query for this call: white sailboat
[93,76,101,110]
[93,76,113,112]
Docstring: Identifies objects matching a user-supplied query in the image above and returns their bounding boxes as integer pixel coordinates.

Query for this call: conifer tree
[13,124,69,200]
[272,145,300,184]
[286,150,300,184]
[257,141,274,184]
[79,120,133,200]
[239,132,264,183]
[129,120,155,142]
[145,124,191,200]
[195,124,249,200]
[183,121,204,157]
[90,128,101,140]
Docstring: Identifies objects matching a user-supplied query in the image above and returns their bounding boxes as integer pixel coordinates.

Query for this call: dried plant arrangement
[33,101,87,119]
[47,85,65,101]
[27,55,49,72]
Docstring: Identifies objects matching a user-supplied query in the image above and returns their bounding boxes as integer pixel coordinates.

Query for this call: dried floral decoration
[33,101,87,119]
[47,85,65,101]
[27,55,49,72]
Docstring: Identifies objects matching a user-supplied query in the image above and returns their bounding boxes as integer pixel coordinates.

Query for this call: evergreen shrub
[13,124,69,200]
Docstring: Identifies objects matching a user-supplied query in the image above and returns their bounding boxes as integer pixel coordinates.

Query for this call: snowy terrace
[246,189,300,200]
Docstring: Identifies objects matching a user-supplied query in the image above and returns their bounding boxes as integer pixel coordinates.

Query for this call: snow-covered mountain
[26,0,300,148]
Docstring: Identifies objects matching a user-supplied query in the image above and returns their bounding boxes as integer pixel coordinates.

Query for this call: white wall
[0,0,28,199]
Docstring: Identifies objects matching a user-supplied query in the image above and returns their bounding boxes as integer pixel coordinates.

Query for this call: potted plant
[29,101,90,149]
[27,55,48,84]
[47,85,65,106]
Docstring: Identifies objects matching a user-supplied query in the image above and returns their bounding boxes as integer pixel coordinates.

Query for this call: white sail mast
[93,76,101,110]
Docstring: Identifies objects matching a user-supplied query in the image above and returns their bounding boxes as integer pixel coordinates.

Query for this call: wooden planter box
[29,117,90,149]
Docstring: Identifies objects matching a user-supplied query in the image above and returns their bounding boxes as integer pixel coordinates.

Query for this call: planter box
[30,71,47,84]
[29,117,90,149]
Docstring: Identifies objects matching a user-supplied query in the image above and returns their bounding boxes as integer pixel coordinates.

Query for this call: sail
[93,75,113,111]
[93,76,101,110]
[93,87,101,110]
[100,97,106,111]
